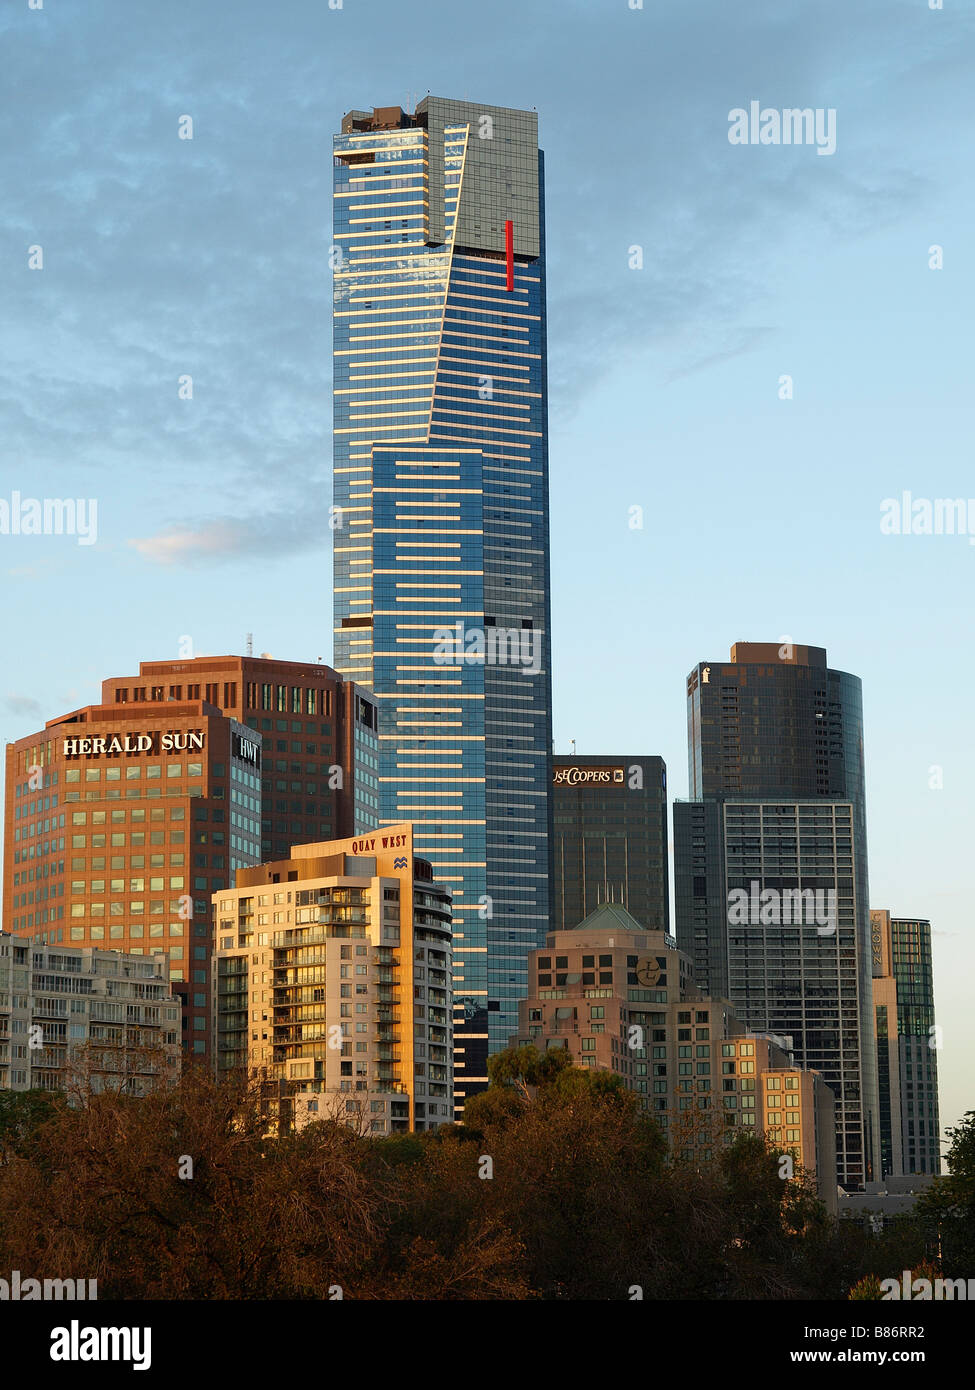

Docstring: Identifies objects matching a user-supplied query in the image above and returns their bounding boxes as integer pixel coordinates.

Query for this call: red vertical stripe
[505,219,514,291]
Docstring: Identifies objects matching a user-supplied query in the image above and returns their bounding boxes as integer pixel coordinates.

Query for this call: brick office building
[100,656,380,858]
[4,657,381,1066]
[510,902,837,1209]
[4,701,262,1062]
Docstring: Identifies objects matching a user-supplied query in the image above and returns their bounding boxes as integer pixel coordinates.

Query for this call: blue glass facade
[332,99,552,1111]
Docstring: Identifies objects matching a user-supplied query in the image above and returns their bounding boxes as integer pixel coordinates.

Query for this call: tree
[916,1110,975,1274]
[0,1089,63,1164]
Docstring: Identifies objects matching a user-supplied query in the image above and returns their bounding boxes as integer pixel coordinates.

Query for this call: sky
[1,0,972,1149]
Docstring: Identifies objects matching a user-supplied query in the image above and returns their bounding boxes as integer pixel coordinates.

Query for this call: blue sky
[2,0,972,1146]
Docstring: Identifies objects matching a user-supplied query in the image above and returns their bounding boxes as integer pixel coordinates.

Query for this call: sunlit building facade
[212,825,452,1134]
[332,97,553,1112]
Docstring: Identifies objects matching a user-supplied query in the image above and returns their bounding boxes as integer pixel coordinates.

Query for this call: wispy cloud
[4,694,43,719]
[130,504,333,565]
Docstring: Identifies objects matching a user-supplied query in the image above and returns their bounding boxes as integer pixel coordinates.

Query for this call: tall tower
[871,909,941,1178]
[331,98,553,1112]
[674,642,880,1189]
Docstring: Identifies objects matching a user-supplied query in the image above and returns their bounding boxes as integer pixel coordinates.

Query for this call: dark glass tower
[674,642,879,1188]
[871,909,941,1177]
[552,755,669,932]
[331,98,552,1114]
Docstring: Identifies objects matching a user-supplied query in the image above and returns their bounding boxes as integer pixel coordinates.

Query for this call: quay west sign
[350,831,409,855]
[62,731,205,758]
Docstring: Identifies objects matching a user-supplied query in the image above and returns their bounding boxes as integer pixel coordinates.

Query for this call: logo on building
[553,766,625,787]
[233,732,261,767]
[62,731,205,758]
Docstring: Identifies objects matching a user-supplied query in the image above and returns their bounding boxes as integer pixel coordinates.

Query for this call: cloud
[4,694,43,718]
[129,506,333,565]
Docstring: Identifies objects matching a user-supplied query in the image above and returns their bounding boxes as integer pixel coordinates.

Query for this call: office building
[5,657,378,1064]
[674,642,879,1188]
[0,931,180,1095]
[871,909,941,1177]
[552,755,668,931]
[685,642,866,816]
[332,97,553,1111]
[101,655,380,857]
[509,902,836,1209]
[212,824,452,1134]
[4,698,263,1062]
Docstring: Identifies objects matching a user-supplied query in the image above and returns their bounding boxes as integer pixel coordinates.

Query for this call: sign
[634,957,664,987]
[62,731,205,758]
[553,766,625,787]
[350,831,409,855]
[233,732,261,768]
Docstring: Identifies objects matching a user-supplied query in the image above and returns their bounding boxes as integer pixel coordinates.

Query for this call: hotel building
[212,824,452,1134]
[332,97,553,1111]
[552,755,669,931]
[509,902,836,1209]
[0,931,180,1095]
[871,909,941,1177]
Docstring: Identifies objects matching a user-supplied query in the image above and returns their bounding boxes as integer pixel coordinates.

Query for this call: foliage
[0,1064,958,1300]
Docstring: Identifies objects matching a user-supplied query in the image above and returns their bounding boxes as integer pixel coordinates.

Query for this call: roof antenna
[246,633,253,658]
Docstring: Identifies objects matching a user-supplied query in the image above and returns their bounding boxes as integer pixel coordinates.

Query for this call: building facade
[0,932,179,1095]
[552,755,669,932]
[4,700,263,1063]
[871,909,941,1177]
[674,642,879,1189]
[331,97,553,1113]
[101,655,380,858]
[213,824,452,1134]
[509,902,836,1209]
[4,657,378,1065]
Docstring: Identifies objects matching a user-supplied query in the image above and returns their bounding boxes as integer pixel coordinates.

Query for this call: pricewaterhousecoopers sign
[553,766,625,786]
[62,731,205,758]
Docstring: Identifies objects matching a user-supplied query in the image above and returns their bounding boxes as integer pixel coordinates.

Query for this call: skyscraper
[871,909,941,1177]
[552,755,669,932]
[674,642,880,1188]
[332,98,552,1112]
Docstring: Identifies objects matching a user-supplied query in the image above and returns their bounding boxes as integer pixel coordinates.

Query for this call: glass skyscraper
[674,642,880,1188]
[871,909,941,1178]
[331,98,552,1112]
